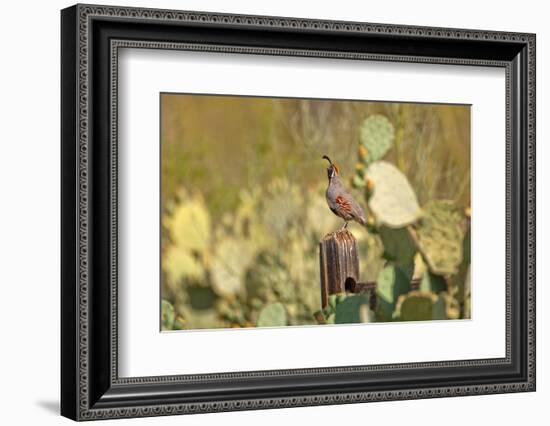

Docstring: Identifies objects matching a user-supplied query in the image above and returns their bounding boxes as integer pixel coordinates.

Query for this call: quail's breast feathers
[325,175,366,225]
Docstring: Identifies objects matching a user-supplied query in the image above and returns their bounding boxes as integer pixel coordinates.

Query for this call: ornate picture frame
[61,4,535,420]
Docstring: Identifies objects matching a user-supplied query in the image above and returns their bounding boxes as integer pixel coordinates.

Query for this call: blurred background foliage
[160,94,471,331]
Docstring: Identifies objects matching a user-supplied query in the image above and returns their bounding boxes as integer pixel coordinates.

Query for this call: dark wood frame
[61,3,536,421]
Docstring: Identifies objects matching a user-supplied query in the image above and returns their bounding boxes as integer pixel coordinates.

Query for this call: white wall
[0,0,546,424]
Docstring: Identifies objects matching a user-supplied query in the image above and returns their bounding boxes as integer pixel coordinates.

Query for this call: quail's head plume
[323,155,367,230]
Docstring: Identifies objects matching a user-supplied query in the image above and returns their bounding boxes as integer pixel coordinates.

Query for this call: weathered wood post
[319,229,422,312]
[319,229,360,309]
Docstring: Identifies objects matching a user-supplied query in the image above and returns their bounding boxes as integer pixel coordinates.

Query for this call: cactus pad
[379,226,417,268]
[412,200,464,276]
[395,290,460,322]
[452,226,471,304]
[359,115,395,164]
[396,292,437,321]
[164,245,205,285]
[366,161,421,228]
[335,294,374,324]
[161,299,175,330]
[166,193,211,253]
[257,303,287,327]
[211,237,255,298]
[395,291,458,321]
[245,251,289,302]
[376,265,411,320]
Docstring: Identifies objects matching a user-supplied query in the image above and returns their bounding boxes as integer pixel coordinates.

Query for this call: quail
[323,155,367,230]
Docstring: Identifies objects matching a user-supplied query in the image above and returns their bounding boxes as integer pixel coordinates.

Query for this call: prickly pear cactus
[432,295,447,320]
[366,161,421,228]
[182,309,221,330]
[161,299,175,330]
[165,193,211,253]
[334,294,374,324]
[420,270,448,294]
[395,289,460,321]
[412,200,464,276]
[439,292,461,320]
[257,303,287,327]
[452,226,471,304]
[396,291,437,321]
[376,265,411,321]
[327,293,348,312]
[187,286,217,310]
[163,191,210,287]
[172,315,186,330]
[262,178,302,237]
[359,115,395,165]
[217,297,250,327]
[245,251,290,302]
[164,246,205,285]
[211,237,256,298]
[396,291,459,321]
[378,226,417,269]
[312,293,347,325]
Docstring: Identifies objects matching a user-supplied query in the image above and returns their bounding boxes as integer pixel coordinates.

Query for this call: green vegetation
[161,95,471,330]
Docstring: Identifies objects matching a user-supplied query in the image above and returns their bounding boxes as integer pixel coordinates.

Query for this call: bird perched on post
[323,155,367,229]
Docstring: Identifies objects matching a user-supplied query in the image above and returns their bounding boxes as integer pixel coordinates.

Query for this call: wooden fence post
[319,229,360,309]
[319,229,422,310]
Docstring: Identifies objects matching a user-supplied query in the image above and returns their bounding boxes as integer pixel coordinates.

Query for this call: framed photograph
[61,4,536,421]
